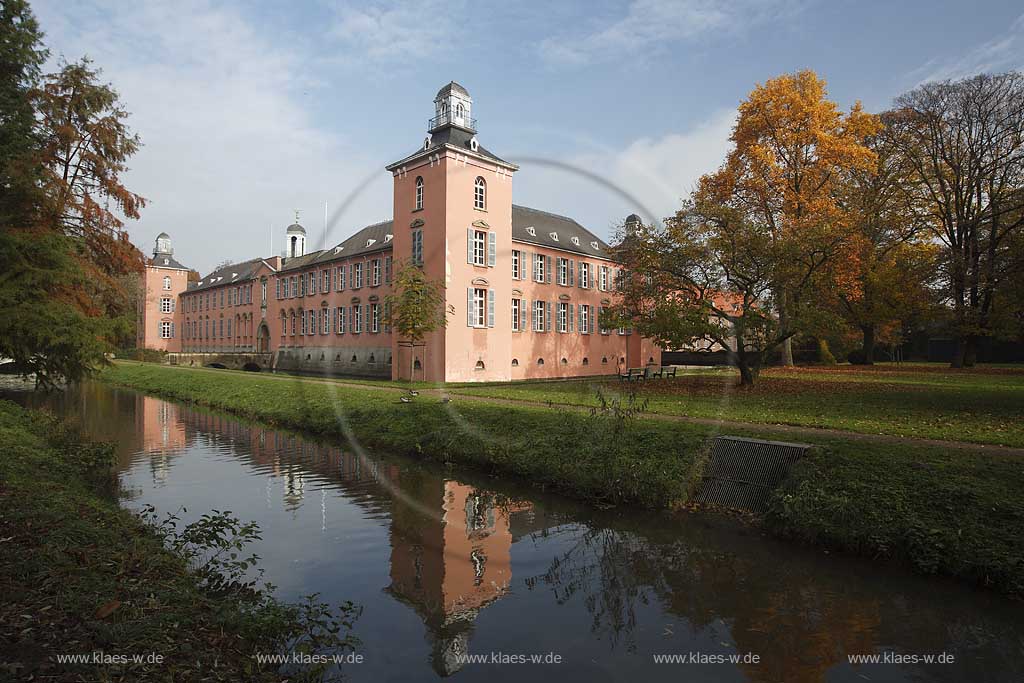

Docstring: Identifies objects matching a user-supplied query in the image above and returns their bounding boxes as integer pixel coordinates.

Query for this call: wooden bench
[647,366,677,379]
[619,367,647,382]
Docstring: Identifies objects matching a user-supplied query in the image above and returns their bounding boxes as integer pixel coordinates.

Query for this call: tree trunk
[777,290,794,366]
[963,335,978,368]
[738,362,756,386]
[950,336,965,369]
[861,324,876,365]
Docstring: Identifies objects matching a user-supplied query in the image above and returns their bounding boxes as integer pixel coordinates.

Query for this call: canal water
[5,380,1023,682]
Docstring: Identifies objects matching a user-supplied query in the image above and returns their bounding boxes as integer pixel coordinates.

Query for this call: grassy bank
[449,364,1024,447]
[0,399,355,681]
[99,363,1024,597]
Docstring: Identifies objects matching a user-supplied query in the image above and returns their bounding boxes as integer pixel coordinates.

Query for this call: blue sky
[33,0,1024,274]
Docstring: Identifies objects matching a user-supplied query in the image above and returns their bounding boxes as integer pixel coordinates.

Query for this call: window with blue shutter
[532,300,539,331]
[569,260,575,287]
[487,289,495,327]
[569,303,575,333]
[467,228,474,264]
[545,301,552,332]
[467,288,474,326]
[546,256,553,283]
[487,232,496,267]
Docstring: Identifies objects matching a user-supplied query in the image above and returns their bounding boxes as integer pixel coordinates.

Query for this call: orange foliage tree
[706,70,880,365]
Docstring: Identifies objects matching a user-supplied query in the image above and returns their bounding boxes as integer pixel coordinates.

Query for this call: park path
[123,362,1024,456]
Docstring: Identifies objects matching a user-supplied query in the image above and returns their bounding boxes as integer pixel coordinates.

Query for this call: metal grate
[692,436,812,514]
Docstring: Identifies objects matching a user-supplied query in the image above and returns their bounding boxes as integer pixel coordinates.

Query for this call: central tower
[387,82,518,383]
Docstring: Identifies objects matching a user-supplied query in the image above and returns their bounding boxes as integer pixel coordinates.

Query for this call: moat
[7,380,1023,682]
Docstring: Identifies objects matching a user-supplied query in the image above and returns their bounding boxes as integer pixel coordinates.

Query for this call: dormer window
[526,226,536,236]
[549,232,559,242]
[365,238,376,248]
[384,234,393,243]
[590,241,600,250]
[571,236,580,246]
[415,176,424,210]
[474,176,486,210]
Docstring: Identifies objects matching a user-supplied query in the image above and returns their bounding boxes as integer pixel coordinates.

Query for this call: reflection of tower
[386,479,523,677]
[282,466,305,511]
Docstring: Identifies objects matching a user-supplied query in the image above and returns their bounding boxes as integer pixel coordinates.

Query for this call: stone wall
[273,345,392,378]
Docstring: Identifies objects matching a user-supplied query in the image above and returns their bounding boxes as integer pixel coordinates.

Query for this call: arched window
[415,176,424,210]
[511,358,519,367]
[474,177,486,210]
[440,102,448,117]
[475,360,485,370]
[582,358,589,366]
[561,358,568,365]
[537,358,544,366]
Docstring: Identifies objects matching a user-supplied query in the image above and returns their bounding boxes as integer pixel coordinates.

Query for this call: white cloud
[32,0,392,275]
[539,0,800,66]
[907,13,1024,85]
[512,109,735,237]
[326,0,464,68]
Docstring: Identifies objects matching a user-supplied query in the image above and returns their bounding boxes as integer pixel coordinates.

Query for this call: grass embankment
[449,364,1024,447]
[100,363,1024,596]
[0,400,345,681]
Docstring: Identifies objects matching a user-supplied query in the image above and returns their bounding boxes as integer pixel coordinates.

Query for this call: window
[470,288,486,327]
[291,275,298,297]
[415,176,424,210]
[308,309,316,335]
[533,253,545,282]
[322,270,330,292]
[599,265,608,291]
[599,306,610,335]
[227,318,232,338]
[162,276,171,290]
[474,176,486,210]
[336,306,346,333]
[370,303,380,333]
[472,230,486,266]
[511,250,520,279]
[338,265,347,291]
[385,256,392,283]
[557,302,568,333]
[557,258,568,286]
[301,311,307,335]
[580,304,590,334]
[372,259,381,286]
[411,229,423,265]
[511,298,521,331]
[533,300,546,332]
[159,321,173,339]
[308,272,316,295]
[579,262,590,289]
[321,307,330,334]
[354,262,363,288]
[160,297,173,314]
[456,102,464,119]
[291,312,296,335]
[352,305,362,333]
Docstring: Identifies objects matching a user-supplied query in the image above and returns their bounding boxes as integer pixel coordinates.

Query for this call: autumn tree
[385,260,449,380]
[888,73,1024,367]
[0,5,147,387]
[832,111,938,363]
[711,70,880,365]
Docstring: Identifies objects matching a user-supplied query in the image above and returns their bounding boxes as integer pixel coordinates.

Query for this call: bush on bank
[101,363,1024,597]
[0,399,357,682]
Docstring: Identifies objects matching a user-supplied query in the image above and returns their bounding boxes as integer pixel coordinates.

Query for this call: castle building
[139,82,664,382]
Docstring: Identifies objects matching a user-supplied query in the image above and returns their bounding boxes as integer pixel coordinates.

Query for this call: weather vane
[294,209,301,223]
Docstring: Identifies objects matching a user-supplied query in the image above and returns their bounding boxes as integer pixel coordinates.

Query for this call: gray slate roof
[149,254,191,271]
[436,81,469,99]
[511,205,612,259]
[188,258,266,292]
[387,126,513,170]
[279,220,395,272]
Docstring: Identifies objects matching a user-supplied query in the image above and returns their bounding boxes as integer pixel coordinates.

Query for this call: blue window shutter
[546,256,552,283]
[569,304,574,332]
[545,301,552,332]
[170,322,175,338]
[532,300,538,331]
[487,289,495,327]
[488,232,496,267]
[467,288,474,326]
[467,228,474,264]
[532,253,539,281]
[569,260,575,287]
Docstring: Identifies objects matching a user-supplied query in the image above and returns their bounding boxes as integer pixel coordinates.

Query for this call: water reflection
[6,382,1023,682]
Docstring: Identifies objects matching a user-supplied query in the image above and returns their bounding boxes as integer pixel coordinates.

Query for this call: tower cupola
[286,213,306,259]
[154,232,172,256]
[430,81,475,133]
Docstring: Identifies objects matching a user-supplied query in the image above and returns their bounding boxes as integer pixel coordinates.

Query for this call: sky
[31,0,1024,275]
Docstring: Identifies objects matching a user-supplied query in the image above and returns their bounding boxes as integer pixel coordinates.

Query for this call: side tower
[138,232,191,352]
[387,82,518,382]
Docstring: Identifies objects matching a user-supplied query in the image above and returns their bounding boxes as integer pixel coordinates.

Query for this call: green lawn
[98,362,1024,596]
[447,364,1024,447]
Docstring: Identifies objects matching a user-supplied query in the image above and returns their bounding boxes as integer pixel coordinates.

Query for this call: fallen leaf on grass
[94,600,122,620]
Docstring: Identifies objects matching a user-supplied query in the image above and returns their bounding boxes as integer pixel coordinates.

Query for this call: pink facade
[137,82,666,381]
[137,234,190,352]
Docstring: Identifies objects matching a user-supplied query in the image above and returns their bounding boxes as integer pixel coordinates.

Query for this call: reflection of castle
[388,480,531,676]
[134,395,187,484]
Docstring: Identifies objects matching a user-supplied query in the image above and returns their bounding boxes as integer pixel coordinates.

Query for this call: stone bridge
[167,352,274,372]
